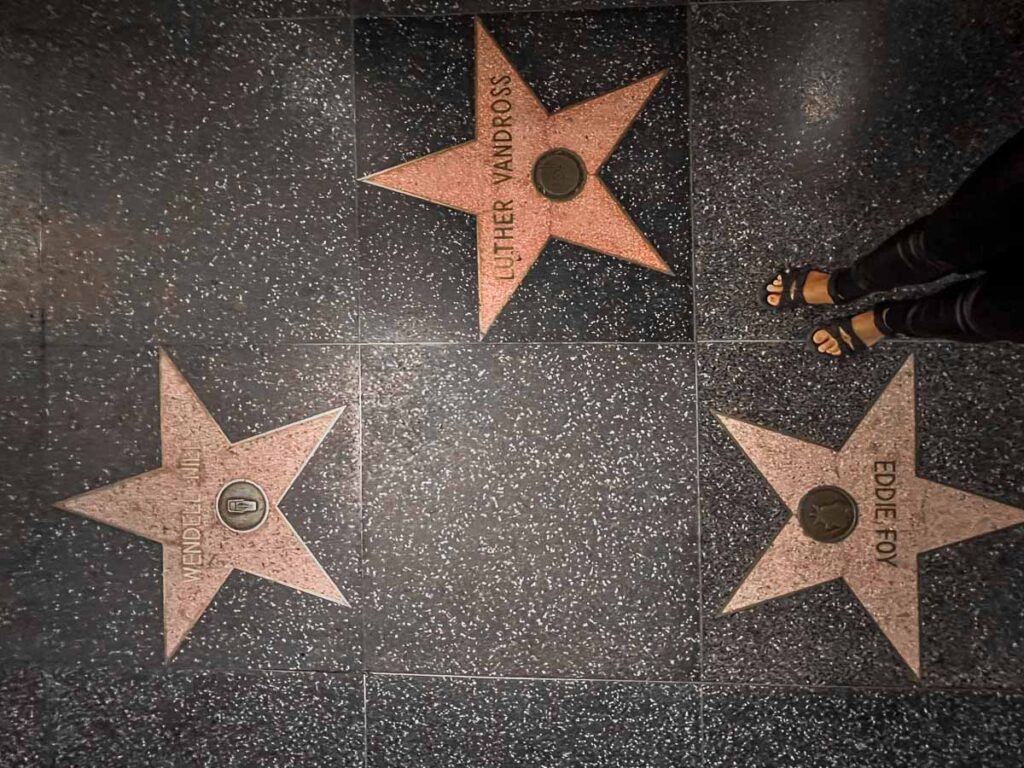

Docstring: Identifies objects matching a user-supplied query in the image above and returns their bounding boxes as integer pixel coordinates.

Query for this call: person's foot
[766,269,834,307]
[811,309,887,357]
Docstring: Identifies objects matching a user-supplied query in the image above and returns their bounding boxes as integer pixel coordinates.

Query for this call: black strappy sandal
[767,266,847,309]
[808,306,891,360]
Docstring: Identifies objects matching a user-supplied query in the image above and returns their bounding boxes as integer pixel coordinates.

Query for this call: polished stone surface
[692,0,1024,340]
[353,0,680,16]
[0,667,45,766]
[2,0,348,31]
[356,9,690,342]
[0,347,43,660]
[367,674,700,767]
[3,0,1024,764]
[53,350,350,661]
[704,685,1024,768]
[700,342,1024,688]
[40,18,356,345]
[0,34,41,342]
[914,345,1024,690]
[46,668,363,767]
[363,19,673,336]
[362,344,698,679]
[0,346,42,506]
[8,346,360,671]
[716,356,1024,678]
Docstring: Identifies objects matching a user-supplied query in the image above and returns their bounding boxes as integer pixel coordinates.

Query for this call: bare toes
[767,294,780,307]
[813,329,841,356]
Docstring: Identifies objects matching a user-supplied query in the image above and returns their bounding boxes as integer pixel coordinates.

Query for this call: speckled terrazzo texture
[703,685,1024,768]
[691,0,1024,341]
[366,674,700,767]
[4,0,1024,764]
[0,668,45,766]
[7,346,361,670]
[699,342,1024,690]
[362,344,698,679]
[40,17,357,345]
[0,346,42,507]
[914,345,1024,690]
[699,343,919,686]
[2,1,349,31]
[0,347,44,660]
[46,668,364,766]
[356,9,690,341]
[353,0,682,17]
[355,15,478,341]
[0,34,41,342]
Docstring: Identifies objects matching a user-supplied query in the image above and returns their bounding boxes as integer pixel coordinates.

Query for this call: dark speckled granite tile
[355,9,689,342]
[46,668,363,767]
[699,342,924,686]
[0,34,42,342]
[366,674,699,768]
[13,345,359,669]
[41,18,356,345]
[354,0,682,17]
[0,667,46,767]
[0,347,44,660]
[9,347,162,667]
[2,1,349,31]
[704,685,1024,768]
[363,344,698,679]
[0,346,42,506]
[354,15,476,341]
[699,341,1024,688]
[691,0,1024,340]
[915,345,1024,690]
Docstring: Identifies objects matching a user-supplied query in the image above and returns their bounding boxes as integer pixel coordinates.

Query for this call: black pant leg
[924,183,1024,272]
[834,127,1024,299]
[915,126,1024,272]
[837,218,955,298]
[880,271,1024,343]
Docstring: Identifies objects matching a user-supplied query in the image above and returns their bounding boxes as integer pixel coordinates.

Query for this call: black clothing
[832,127,1024,342]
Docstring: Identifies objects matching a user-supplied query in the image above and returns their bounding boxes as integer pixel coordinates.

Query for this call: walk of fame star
[363,18,672,336]
[716,356,1024,676]
[54,350,349,660]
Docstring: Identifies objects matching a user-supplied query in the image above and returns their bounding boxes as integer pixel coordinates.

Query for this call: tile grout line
[27,337,956,350]
[13,660,1023,698]
[346,0,822,21]
[362,672,369,768]
[684,3,707,764]
[349,1,685,19]
[348,9,370,766]
[690,0,820,5]
[350,6,363,347]
[358,343,369,768]
[363,669,1024,697]
[37,134,46,353]
[34,49,54,768]
[35,33,47,353]
[35,50,52,761]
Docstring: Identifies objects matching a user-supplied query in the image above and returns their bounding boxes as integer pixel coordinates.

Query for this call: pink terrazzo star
[55,350,348,660]
[363,18,672,336]
[717,356,1024,676]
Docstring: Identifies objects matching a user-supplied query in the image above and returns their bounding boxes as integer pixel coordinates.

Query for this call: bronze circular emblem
[216,480,269,533]
[532,148,586,201]
[797,485,858,543]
